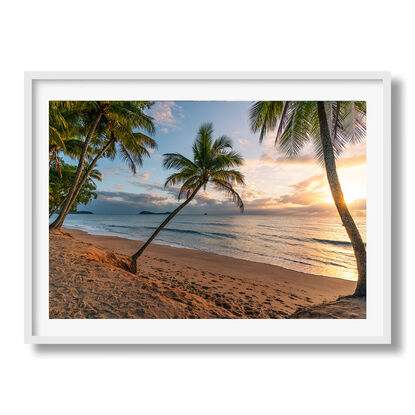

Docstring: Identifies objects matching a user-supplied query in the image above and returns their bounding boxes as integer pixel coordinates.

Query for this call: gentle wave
[163,228,204,236]
[57,214,366,281]
[141,226,238,240]
[103,223,355,248]
[312,238,352,247]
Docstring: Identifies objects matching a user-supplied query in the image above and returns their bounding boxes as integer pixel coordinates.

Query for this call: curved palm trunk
[130,183,203,274]
[50,111,103,230]
[317,101,366,297]
[54,137,115,224]
[49,197,66,218]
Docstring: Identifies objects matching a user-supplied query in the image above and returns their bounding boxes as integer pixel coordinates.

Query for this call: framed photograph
[25,71,391,344]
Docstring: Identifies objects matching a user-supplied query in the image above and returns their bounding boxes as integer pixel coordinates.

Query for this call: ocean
[56,213,366,281]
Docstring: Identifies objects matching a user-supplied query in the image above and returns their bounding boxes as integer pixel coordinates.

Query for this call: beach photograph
[49,100,367,319]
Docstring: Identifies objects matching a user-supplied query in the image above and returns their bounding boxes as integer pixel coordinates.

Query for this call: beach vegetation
[49,159,102,217]
[49,101,156,229]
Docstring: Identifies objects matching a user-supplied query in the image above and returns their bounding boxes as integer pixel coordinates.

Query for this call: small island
[69,211,93,214]
[139,210,171,215]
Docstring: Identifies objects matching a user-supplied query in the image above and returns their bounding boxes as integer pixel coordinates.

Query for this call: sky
[83,101,367,216]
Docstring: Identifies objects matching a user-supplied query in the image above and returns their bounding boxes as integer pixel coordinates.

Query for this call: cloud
[129,181,179,198]
[244,198,338,216]
[114,184,124,190]
[98,191,168,204]
[100,166,123,178]
[349,198,366,210]
[87,164,366,217]
[337,154,366,169]
[288,174,325,192]
[150,101,183,132]
[260,153,315,166]
[258,153,366,169]
[194,191,219,206]
[239,184,266,201]
[271,174,328,208]
[87,191,173,214]
[233,173,366,217]
[137,172,149,180]
[277,192,324,206]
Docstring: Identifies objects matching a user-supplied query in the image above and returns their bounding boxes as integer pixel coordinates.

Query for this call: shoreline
[64,228,353,286]
[49,229,365,319]
[62,226,355,283]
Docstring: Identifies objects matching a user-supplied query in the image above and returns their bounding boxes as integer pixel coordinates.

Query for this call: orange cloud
[289,174,325,192]
[349,198,366,210]
[260,153,315,165]
[244,173,367,216]
[337,154,366,169]
[258,152,366,169]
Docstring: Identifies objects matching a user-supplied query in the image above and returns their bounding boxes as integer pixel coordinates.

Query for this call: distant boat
[204,213,208,215]
[139,210,171,215]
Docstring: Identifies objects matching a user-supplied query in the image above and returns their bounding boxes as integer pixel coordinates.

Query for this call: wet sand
[49,229,365,319]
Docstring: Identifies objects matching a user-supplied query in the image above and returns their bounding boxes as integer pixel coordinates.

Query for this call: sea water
[54,213,366,281]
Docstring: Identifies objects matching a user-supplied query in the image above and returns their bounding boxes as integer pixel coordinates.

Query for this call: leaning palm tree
[249,101,367,297]
[130,122,245,274]
[50,101,155,230]
[49,101,109,229]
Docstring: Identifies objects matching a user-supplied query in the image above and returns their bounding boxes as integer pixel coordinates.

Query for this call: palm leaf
[211,179,244,212]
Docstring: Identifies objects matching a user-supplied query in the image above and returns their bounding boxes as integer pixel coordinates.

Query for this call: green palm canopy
[249,101,366,161]
[163,122,245,210]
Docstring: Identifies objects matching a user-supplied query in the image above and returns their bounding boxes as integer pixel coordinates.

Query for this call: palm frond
[278,101,315,157]
[275,101,291,144]
[178,176,202,200]
[210,151,244,170]
[194,122,214,167]
[163,153,198,171]
[119,143,138,174]
[212,135,232,152]
[164,170,199,187]
[249,101,285,142]
[210,169,245,186]
[211,179,244,212]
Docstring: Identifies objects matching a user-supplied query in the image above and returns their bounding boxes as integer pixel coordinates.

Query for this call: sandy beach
[49,229,366,319]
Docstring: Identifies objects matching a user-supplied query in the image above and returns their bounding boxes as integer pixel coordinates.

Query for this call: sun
[324,186,364,205]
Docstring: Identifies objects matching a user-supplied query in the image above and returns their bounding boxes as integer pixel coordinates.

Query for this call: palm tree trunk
[317,101,366,297]
[49,197,66,218]
[50,111,103,230]
[130,183,203,274]
[56,137,115,224]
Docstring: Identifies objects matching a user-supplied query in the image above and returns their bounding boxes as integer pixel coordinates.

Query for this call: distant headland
[69,211,93,214]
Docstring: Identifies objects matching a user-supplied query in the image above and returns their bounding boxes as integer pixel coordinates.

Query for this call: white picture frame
[25,71,391,344]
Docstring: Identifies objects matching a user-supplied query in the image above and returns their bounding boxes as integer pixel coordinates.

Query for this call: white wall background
[0,1,411,413]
